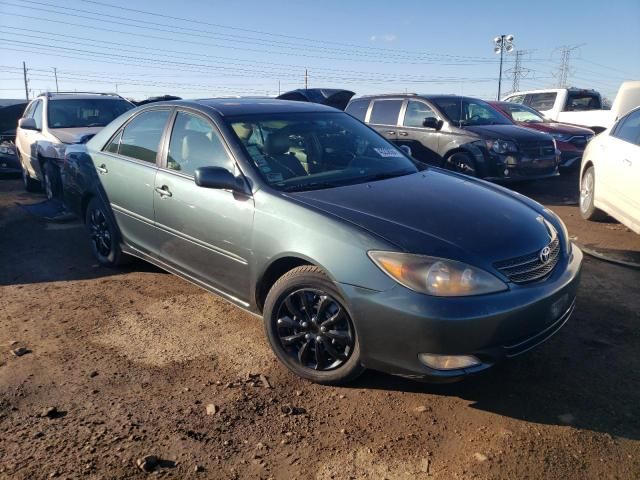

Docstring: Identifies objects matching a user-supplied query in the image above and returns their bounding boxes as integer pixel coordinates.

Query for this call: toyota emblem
[539,246,551,264]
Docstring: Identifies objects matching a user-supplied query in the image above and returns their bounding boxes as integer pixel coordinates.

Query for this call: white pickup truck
[503,81,640,133]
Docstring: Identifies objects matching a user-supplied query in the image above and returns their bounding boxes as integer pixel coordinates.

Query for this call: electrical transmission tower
[505,50,531,93]
[555,45,583,88]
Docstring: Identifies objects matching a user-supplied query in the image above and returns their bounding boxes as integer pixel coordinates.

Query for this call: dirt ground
[0,173,639,480]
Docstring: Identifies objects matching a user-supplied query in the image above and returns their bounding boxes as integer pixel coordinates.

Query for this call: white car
[503,81,640,134]
[579,106,640,233]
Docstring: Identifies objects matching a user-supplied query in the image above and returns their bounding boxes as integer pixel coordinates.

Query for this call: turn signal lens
[418,353,481,370]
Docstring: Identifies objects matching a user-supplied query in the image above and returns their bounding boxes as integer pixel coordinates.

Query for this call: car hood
[516,121,594,136]
[288,170,553,267]
[50,126,104,144]
[464,124,551,141]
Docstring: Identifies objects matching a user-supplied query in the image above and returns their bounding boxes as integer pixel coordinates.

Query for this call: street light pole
[493,34,514,100]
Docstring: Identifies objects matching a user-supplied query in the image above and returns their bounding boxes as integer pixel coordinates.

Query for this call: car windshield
[47,98,133,128]
[431,97,511,126]
[226,112,420,191]
[500,103,546,123]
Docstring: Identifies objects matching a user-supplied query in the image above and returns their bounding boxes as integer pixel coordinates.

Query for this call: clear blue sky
[1,0,638,101]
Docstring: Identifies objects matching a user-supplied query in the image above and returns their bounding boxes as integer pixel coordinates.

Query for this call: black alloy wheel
[88,207,112,259]
[264,266,364,384]
[85,197,131,267]
[445,152,477,177]
[275,289,354,371]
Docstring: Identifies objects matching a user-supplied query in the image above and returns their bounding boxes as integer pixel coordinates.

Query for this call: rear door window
[369,99,403,125]
[118,109,171,163]
[526,93,557,111]
[345,99,370,121]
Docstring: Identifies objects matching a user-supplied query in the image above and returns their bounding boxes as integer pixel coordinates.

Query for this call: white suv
[16,92,134,198]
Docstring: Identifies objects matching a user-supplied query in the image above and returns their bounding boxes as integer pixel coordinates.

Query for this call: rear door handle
[398,131,409,136]
[155,185,172,198]
[96,164,108,174]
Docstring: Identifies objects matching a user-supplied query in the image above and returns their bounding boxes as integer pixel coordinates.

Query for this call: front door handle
[155,185,172,198]
[623,158,632,167]
[398,131,409,136]
[385,130,396,135]
[96,164,108,174]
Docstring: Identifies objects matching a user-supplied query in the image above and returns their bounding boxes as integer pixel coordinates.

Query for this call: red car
[490,101,595,168]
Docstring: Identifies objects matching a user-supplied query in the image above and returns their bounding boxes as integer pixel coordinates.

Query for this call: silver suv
[16,92,134,198]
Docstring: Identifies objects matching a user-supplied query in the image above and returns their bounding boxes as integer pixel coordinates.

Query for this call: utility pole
[53,67,59,93]
[555,44,583,88]
[278,79,280,96]
[304,68,308,89]
[22,61,29,100]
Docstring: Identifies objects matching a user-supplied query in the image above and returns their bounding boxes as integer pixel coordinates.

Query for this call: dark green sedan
[62,99,582,384]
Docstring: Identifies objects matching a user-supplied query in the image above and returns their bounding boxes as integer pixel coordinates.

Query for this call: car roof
[151,98,339,116]
[43,94,129,101]
[355,93,484,101]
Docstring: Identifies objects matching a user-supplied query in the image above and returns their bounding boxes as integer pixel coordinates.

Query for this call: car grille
[494,236,561,283]
[519,140,556,159]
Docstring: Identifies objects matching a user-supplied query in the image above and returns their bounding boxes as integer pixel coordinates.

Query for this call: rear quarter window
[345,99,370,121]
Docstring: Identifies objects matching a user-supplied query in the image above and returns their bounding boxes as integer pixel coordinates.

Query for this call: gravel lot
[1,173,639,480]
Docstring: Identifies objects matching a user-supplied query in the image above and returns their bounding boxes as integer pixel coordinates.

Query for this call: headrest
[264,131,290,156]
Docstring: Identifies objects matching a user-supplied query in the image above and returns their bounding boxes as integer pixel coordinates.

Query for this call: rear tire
[263,266,365,385]
[444,152,477,177]
[579,166,607,221]
[85,197,131,267]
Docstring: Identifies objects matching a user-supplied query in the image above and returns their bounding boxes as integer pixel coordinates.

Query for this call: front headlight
[0,145,15,155]
[485,139,518,154]
[368,251,508,296]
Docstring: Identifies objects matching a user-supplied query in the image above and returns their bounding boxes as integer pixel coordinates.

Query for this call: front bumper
[482,150,559,182]
[341,245,583,380]
[0,153,21,174]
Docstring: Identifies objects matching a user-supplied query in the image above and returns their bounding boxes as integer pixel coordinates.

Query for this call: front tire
[580,166,607,221]
[43,161,61,199]
[263,266,365,385]
[444,152,477,177]
[19,152,40,192]
[85,197,131,267]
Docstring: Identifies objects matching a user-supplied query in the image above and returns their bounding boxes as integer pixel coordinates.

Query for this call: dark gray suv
[62,98,582,385]
[346,94,560,181]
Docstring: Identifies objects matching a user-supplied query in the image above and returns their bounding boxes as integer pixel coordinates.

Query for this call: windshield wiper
[363,169,415,183]
[280,181,341,192]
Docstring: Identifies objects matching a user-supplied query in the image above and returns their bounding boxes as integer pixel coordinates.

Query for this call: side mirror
[194,166,245,192]
[422,117,443,130]
[19,117,39,131]
[398,145,412,157]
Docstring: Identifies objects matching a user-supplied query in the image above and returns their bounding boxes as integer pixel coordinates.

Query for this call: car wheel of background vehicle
[85,197,131,267]
[579,166,607,221]
[43,161,61,199]
[445,152,477,177]
[263,265,365,385]
[19,151,40,192]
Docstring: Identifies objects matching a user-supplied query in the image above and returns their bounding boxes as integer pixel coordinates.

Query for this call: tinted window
[104,130,122,153]
[167,112,233,176]
[32,101,43,130]
[527,92,557,111]
[119,110,170,163]
[403,100,438,128]
[430,97,511,126]
[345,99,369,121]
[612,109,640,146]
[369,100,402,125]
[22,101,36,119]
[47,99,133,129]
[227,112,418,191]
[565,93,601,111]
